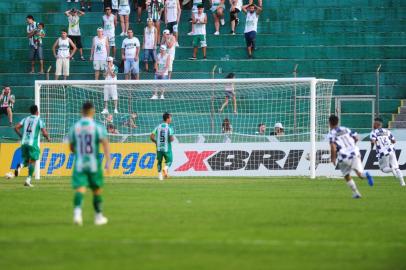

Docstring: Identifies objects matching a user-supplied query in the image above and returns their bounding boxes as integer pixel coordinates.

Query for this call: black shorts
[137,0,146,8]
[166,21,178,33]
[69,35,83,49]
[0,107,9,115]
[230,8,240,21]
[245,31,256,47]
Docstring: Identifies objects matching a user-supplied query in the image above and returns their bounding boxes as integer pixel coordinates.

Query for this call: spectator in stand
[0,86,15,126]
[102,57,119,114]
[107,123,120,134]
[270,122,285,136]
[65,8,86,61]
[255,123,266,135]
[103,6,117,59]
[242,3,262,58]
[161,29,176,79]
[219,72,237,114]
[211,0,225,35]
[80,0,92,12]
[151,45,170,99]
[26,15,38,73]
[90,28,110,80]
[120,112,138,128]
[136,0,146,23]
[146,0,164,42]
[52,30,77,80]
[122,29,141,80]
[222,118,233,134]
[104,0,119,14]
[30,22,46,74]
[187,0,203,35]
[229,0,242,35]
[165,0,181,47]
[143,18,158,72]
[189,4,207,60]
[119,0,131,36]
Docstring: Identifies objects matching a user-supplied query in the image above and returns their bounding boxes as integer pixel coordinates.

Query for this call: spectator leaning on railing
[0,86,15,127]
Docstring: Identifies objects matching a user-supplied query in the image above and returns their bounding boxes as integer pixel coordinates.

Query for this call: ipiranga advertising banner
[0,142,405,177]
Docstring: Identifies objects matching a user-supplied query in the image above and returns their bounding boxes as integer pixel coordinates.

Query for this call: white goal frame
[34,78,337,179]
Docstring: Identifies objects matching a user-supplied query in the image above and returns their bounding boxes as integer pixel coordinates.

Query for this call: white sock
[381,167,392,173]
[25,177,31,184]
[74,207,82,217]
[395,169,405,186]
[95,213,104,219]
[347,179,359,194]
[360,171,367,178]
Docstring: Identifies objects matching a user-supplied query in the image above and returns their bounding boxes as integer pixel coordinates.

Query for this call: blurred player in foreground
[14,105,50,187]
[370,117,405,186]
[69,102,111,226]
[328,115,374,198]
[150,112,174,181]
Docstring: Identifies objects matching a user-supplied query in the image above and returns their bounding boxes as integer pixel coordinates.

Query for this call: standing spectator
[151,45,170,99]
[161,29,176,79]
[270,123,285,136]
[165,0,181,46]
[229,0,242,35]
[80,0,92,12]
[90,28,110,80]
[242,3,262,58]
[143,18,158,72]
[222,118,233,134]
[210,0,225,35]
[52,30,77,80]
[119,0,131,36]
[147,0,164,42]
[102,57,119,114]
[121,29,141,80]
[0,86,15,126]
[189,4,207,60]
[104,0,119,14]
[65,8,86,61]
[219,72,237,113]
[103,6,117,59]
[31,22,46,74]
[255,123,266,135]
[26,15,38,73]
[187,0,203,35]
[136,0,146,23]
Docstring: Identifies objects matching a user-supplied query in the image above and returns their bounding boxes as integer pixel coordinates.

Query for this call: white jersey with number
[68,15,81,36]
[144,26,156,49]
[122,37,140,58]
[156,53,169,76]
[57,38,70,58]
[193,13,206,35]
[328,126,360,161]
[165,0,178,23]
[93,36,108,61]
[103,14,115,38]
[244,12,258,33]
[370,128,396,158]
[20,115,45,148]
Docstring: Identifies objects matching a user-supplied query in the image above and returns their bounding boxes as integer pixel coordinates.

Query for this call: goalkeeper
[150,112,174,181]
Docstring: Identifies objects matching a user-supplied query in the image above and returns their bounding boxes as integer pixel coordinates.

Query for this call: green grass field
[1,177,405,270]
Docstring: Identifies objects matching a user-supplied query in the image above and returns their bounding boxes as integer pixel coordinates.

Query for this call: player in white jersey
[242,3,262,58]
[90,27,110,80]
[328,115,374,198]
[102,57,119,115]
[52,29,77,80]
[118,0,131,36]
[121,29,141,80]
[189,4,207,60]
[370,117,405,186]
[14,105,50,187]
[102,7,117,58]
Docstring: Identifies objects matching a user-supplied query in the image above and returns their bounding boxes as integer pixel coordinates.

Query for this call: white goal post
[34,78,336,179]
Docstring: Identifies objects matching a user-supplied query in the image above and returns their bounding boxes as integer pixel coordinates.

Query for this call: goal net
[35,78,336,178]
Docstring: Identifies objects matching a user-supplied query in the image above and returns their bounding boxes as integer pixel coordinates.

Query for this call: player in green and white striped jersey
[14,105,50,187]
[150,112,174,181]
[68,102,111,226]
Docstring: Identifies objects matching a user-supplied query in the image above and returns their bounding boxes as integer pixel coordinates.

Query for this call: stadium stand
[0,0,405,139]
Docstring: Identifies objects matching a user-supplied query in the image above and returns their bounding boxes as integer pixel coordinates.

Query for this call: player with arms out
[69,102,111,226]
[14,105,50,187]
[150,112,174,181]
[370,117,405,186]
[328,115,374,198]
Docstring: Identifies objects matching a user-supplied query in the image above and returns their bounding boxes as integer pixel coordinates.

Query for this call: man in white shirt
[102,6,117,59]
[189,4,207,60]
[90,27,110,80]
[121,29,141,80]
[65,8,86,61]
[242,3,262,58]
[143,18,158,72]
[102,57,119,114]
[52,29,77,80]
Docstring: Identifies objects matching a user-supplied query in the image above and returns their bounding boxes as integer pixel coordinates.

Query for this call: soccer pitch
[0,177,405,270]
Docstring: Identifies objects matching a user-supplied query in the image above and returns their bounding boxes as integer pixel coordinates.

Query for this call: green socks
[74,192,84,208]
[28,163,35,177]
[93,195,103,213]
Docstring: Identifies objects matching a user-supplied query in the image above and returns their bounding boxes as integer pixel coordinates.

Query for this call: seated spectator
[120,112,138,128]
[229,0,242,35]
[107,123,120,134]
[151,45,170,99]
[146,0,164,42]
[80,0,92,12]
[165,0,181,46]
[0,86,15,126]
[189,4,207,60]
[31,22,46,74]
[143,18,158,72]
[161,29,176,79]
[52,29,77,80]
[102,57,119,114]
[256,123,266,135]
[219,73,237,114]
[242,3,262,58]
[210,0,225,35]
[119,0,131,36]
[270,123,285,136]
[90,27,110,80]
[136,0,146,23]
[222,118,233,134]
[103,6,117,59]
[65,8,86,61]
[122,29,141,80]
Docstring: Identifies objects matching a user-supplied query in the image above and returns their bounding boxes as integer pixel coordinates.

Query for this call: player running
[68,102,111,226]
[328,115,374,198]
[370,117,405,186]
[14,105,50,187]
[150,112,174,181]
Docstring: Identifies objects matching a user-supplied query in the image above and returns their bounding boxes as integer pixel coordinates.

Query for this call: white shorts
[379,151,399,171]
[104,85,118,101]
[93,60,107,71]
[168,54,175,72]
[118,5,130,16]
[338,156,364,176]
[55,58,70,76]
[107,36,115,47]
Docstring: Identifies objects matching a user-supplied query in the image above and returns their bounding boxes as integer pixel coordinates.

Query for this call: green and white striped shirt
[152,123,174,152]
[20,115,45,148]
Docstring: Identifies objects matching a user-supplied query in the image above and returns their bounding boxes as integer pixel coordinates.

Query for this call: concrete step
[390,121,406,128]
[394,114,406,121]
[399,107,406,114]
